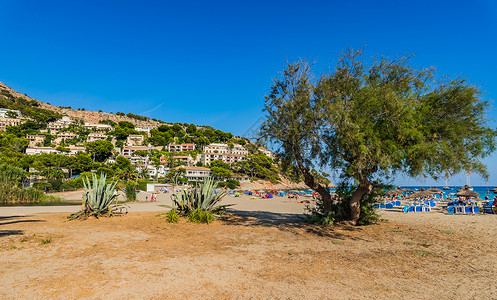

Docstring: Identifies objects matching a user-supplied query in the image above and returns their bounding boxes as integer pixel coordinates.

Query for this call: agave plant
[68,173,127,220]
[170,177,233,216]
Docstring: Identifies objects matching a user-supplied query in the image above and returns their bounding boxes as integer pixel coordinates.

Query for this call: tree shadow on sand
[0,229,24,238]
[0,216,45,238]
[223,209,369,241]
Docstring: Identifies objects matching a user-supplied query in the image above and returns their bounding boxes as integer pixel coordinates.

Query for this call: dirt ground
[1,209,496,299]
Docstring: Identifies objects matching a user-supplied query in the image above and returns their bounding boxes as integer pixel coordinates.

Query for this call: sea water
[398,186,497,199]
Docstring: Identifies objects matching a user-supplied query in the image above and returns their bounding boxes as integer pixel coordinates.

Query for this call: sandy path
[0,193,309,217]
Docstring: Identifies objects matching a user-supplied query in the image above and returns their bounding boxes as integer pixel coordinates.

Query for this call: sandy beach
[1,191,496,299]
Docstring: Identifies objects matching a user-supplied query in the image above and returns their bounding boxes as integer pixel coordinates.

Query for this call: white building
[26,134,45,147]
[258,147,275,158]
[203,143,248,155]
[47,116,75,133]
[172,155,195,165]
[168,143,196,152]
[84,123,113,131]
[0,108,21,118]
[200,153,246,165]
[25,146,85,156]
[87,133,107,143]
[55,132,78,144]
[0,118,25,131]
[122,146,150,157]
[177,166,212,181]
[135,127,153,136]
[25,147,58,155]
[139,165,169,179]
[127,134,144,146]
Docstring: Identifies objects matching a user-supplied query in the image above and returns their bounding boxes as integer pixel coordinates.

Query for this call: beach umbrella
[428,188,443,193]
[456,190,479,197]
[407,190,434,199]
[457,185,472,192]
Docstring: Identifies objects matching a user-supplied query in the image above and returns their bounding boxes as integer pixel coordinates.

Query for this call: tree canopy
[259,49,496,224]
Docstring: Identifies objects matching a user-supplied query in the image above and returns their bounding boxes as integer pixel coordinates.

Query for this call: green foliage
[233,154,279,183]
[125,181,137,202]
[0,164,44,205]
[307,181,384,226]
[116,155,131,169]
[118,121,135,129]
[40,238,52,245]
[260,49,497,223]
[165,209,179,223]
[210,166,231,179]
[99,119,117,126]
[217,179,240,189]
[0,90,61,122]
[86,140,114,162]
[68,173,126,220]
[170,178,232,218]
[186,124,197,134]
[187,208,215,224]
[126,112,149,121]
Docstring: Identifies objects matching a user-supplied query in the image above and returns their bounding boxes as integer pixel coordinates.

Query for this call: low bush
[68,173,127,220]
[166,177,232,224]
[165,209,179,223]
[187,208,215,224]
[307,181,387,226]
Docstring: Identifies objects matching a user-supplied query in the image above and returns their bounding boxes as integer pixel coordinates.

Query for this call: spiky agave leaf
[68,172,127,220]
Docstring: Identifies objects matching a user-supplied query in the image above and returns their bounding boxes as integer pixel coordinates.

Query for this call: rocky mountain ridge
[0,81,162,127]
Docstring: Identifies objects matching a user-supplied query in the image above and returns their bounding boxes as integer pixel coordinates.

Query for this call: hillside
[0,81,161,127]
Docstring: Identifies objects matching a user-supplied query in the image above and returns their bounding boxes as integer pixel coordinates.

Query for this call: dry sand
[1,192,496,299]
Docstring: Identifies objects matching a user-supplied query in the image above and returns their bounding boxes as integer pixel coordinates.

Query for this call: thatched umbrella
[407,190,434,199]
[491,187,497,193]
[428,188,443,193]
[457,185,472,192]
[456,190,479,198]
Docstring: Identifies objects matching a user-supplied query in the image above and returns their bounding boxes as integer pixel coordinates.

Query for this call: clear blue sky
[1,0,496,186]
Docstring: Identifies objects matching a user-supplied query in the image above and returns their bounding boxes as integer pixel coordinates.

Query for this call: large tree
[86,140,114,163]
[259,49,496,224]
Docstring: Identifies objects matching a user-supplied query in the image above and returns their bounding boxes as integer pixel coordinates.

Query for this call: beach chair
[423,206,431,212]
[483,205,494,214]
[395,200,401,206]
[429,201,436,207]
[386,203,394,209]
[455,206,465,214]
[415,206,423,212]
[447,206,456,214]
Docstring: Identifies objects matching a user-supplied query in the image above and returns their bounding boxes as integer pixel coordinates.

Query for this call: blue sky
[1,0,496,186]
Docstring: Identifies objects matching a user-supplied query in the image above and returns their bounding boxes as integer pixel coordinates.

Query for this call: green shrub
[171,177,232,216]
[0,164,44,205]
[68,173,127,220]
[33,182,52,191]
[307,181,387,226]
[165,209,179,223]
[187,208,215,224]
[167,177,232,224]
[125,181,137,202]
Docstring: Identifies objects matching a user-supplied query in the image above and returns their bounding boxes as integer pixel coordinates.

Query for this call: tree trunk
[293,152,332,209]
[348,180,373,225]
